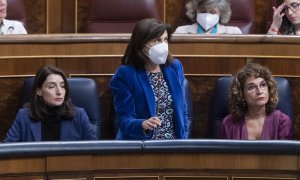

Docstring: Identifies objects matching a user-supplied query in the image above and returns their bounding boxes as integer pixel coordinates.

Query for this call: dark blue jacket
[110,59,189,140]
[3,107,97,142]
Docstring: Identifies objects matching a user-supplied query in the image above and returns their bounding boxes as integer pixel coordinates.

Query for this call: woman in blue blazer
[110,18,189,140]
[3,65,96,142]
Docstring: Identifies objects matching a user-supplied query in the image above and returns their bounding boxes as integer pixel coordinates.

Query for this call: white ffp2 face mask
[196,13,220,31]
[146,42,169,65]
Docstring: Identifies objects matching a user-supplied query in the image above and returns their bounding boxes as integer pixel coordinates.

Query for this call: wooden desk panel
[0,153,298,180]
[1,34,300,140]
[1,34,300,76]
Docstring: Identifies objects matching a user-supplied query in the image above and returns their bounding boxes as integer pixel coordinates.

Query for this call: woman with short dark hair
[110,18,189,140]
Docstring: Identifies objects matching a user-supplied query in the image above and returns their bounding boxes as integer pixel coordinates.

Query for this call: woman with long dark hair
[3,65,96,142]
[268,0,300,35]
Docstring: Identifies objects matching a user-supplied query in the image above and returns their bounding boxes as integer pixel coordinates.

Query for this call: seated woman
[0,0,27,34]
[175,0,242,34]
[220,63,292,140]
[3,65,96,142]
[110,18,189,140]
[268,0,300,35]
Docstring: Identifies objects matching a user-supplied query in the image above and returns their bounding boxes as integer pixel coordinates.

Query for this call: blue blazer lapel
[163,64,187,138]
[162,65,183,107]
[29,121,41,141]
[136,70,156,116]
[60,120,72,139]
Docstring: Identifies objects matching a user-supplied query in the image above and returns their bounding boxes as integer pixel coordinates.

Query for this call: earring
[242,101,247,107]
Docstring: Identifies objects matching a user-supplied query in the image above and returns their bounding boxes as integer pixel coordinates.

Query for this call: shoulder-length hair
[280,17,295,35]
[28,65,74,121]
[229,63,278,121]
[275,0,295,35]
[121,18,174,70]
[186,0,232,24]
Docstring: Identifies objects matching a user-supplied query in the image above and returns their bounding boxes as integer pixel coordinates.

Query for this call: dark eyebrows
[46,81,64,86]
[246,80,266,87]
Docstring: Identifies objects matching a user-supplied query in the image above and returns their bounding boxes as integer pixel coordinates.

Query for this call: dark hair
[276,0,296,34]
[280,17,295,35]
[229,63,278,121]
[28,65,74,121]
[121,18,174,69]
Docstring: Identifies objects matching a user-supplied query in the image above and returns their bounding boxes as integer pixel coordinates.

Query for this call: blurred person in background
[0,0,27,34]
[268,0,300,35]
[175,0,242,34]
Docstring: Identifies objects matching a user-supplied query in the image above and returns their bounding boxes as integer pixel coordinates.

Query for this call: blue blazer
[110,59,189,140]
[3,107,97,142]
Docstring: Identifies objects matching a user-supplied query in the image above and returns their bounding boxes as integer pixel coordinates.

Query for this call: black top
[41,106,61,141]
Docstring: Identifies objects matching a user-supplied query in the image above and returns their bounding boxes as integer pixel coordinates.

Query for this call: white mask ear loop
[144,44,151,57]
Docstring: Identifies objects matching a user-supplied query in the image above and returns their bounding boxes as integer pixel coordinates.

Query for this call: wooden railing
[0,140,299,180]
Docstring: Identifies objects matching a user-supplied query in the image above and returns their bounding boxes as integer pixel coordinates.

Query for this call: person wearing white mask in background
[175,0,242,34]
[110,18,189,140]
[0,0,27,34]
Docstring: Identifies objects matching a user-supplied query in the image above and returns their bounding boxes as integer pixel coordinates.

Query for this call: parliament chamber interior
[1,0,300,179]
